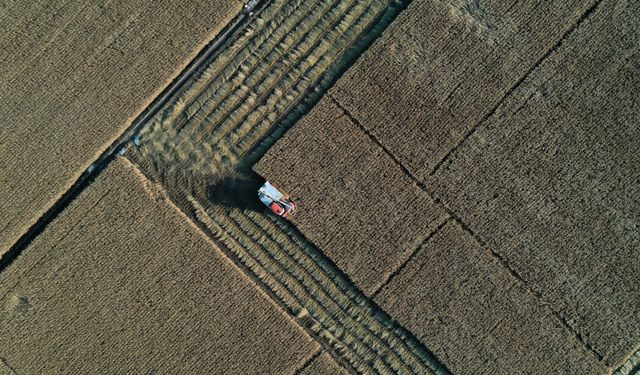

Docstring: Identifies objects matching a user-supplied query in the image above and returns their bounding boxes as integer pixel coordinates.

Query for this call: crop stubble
[375,221,606,375]
[428,0,639,366]
[255,0,638,370]
[614,348,640,375]
[0,0,242,254]
[0,158,318,374]
[133,0,395,178]
[254,96,448,294]
[128,0,448,373]
[328,0,597,180]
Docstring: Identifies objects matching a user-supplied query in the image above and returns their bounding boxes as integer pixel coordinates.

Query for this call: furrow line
[225,209,394,374]
[179,0,323,137]
[192,0,354,144]
[230,0,391,157]
[233,210,415,374]
[245,210,430,374]
[201,204,376,374]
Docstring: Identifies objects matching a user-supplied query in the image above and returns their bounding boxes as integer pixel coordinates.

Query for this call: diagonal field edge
[330,84,606,362]
[370,217,452,299]
[294,349,323,375]
[0,3,265,275]
[428,0,605,178]
[127,0,452,373]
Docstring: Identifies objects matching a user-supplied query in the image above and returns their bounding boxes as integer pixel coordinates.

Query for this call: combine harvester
[243,0,260,16]
[258,181,296,217]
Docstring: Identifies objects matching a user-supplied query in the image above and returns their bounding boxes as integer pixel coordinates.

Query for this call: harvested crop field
[124,0,449,373]
[428,0,640,366]
[1,0,637,371]
[131,0,406,178]
[328,0,598,180]
[0,0,242,254]
[254,96,448,294]
[0,158,318,374]
[615,349,640,375]
[250,0,638,372]
[374,221,605,375]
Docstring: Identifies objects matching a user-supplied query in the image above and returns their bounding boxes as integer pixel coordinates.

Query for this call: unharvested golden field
[0,0,241,255]
[1,0,637,372]
[255,96,448,294]
[375,221,605,375]
[252,0,639,373]
[428,0,640,366]
[126,0,448,373]
[329,0,597,180]
[0,158,318,373]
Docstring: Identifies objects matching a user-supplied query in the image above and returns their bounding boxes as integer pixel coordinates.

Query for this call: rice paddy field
[126,0,450,373]
[374,221,605,374]
[254,96,449,294]
[1,0,637,373]
[252,0,639,373]
[0,0,242,255]
[328,0,598,180]
[0,158,318,374]
[427,0,640,366]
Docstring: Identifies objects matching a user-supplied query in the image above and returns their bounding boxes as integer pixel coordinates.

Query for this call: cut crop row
[238,210,425,374]
[187,195,443,375]
[187,198,376,374]
[178,0,328,137]
[186,0,367,146]
[157,0,299,130]
[227,0,390,158]
[134,0,391,176]
[248,210,447,374]
[224,209,398,374]
[228,209,419,374]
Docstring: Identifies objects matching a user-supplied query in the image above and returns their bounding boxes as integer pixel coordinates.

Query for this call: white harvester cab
[258,181,296,217]
[244,0,259,15]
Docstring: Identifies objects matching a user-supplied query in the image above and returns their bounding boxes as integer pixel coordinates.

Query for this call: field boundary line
[293,349,322,375]
[448,208,607,363]
[328,94,428,197]
[0,188,111,305]
[428,0,604,178]
[184,196,362,375]
[330,92,607,364]
[120,158,340,372]
[0,3,263,274]
[0,357,17,374]
[371,217,451,299]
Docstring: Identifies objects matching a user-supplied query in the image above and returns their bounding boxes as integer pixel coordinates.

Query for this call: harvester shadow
[206,171,265,212]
